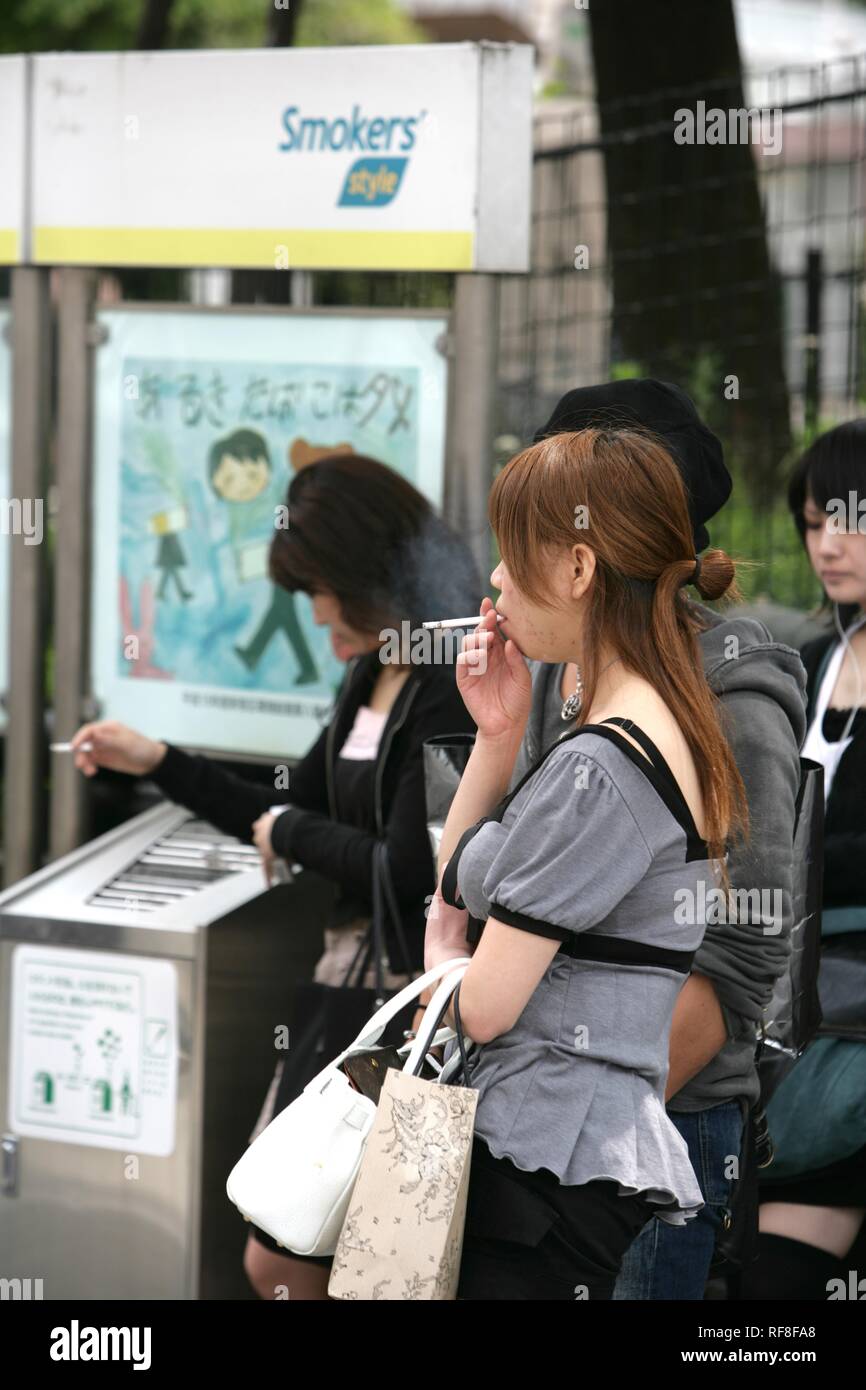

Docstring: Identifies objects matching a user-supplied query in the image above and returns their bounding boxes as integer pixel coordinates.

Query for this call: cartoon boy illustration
[208,428,318,685]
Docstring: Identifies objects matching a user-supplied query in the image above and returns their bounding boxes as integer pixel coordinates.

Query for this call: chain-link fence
[496,56,866,609]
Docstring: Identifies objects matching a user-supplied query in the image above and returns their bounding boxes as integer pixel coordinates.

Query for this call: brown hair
[489,428,748,866]
[269,452,430,634]
[269,451,481,637]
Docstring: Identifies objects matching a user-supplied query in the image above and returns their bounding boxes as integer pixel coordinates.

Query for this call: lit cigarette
[51,741,93,752]
[422,615,505,630]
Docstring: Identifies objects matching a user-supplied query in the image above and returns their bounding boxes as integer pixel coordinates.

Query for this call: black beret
[533,378,731,553]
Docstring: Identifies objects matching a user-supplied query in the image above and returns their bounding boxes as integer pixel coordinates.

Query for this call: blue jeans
[612,1098,746,1300]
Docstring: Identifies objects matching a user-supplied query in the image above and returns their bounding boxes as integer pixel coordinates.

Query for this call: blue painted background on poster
[118,357,420,699]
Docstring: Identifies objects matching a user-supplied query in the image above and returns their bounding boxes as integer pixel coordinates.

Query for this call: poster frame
[88,299,454,766]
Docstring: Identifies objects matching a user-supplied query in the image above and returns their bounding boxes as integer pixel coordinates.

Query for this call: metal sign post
[4,267,51,884]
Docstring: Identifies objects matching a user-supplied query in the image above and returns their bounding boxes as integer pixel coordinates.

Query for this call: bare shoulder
[588,678,707,835]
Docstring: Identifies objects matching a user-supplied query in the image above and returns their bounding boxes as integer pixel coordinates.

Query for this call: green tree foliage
[0,0,141,52]
[297,0,424,46]
[0,0,425,53]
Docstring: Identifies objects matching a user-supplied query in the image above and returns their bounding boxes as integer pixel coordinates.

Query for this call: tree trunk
[267,0,304,48]
[588,0,791,493]
[135,0,176,50]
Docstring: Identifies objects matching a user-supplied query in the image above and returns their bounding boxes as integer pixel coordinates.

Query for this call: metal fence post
[50,267,100,860]
[804,247,823,438]
[4,267,52,884]
[445,274,499,591]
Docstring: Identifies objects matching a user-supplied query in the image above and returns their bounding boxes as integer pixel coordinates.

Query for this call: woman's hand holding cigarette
[455,597,532,742]
[437,599,530,869]
[69,721,168,778]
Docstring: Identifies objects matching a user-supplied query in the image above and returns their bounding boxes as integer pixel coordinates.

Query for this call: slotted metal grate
[85,819,262,914]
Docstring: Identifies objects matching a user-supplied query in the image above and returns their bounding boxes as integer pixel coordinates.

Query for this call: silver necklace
[560,658,621,722]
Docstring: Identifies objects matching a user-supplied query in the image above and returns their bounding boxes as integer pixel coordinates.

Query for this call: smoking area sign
[8,945,178,1156]
[30,43,533,272]
[0,56,27,264]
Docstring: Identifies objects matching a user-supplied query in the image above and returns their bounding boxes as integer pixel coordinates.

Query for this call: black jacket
[801,630,866,911]
[149,656,476,967]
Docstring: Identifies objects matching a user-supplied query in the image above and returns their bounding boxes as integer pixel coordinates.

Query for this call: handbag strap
[401,965,469,1076]
[371,841,386,1000]
[336,841,416,996]
[441,820,484,909]
[338,920,375,990]
[375,840,415,980]
[450,980,473,1086]
[311,955,472,1082]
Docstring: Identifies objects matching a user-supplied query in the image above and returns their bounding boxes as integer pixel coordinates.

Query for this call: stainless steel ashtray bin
[0,801,329,1299]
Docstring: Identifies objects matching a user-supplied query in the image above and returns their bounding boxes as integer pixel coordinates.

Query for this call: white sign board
[0,57,27,264]
[31,44,533,272]
[91,306,447,759]
[9,945,178,1156]
[0,306,10,725]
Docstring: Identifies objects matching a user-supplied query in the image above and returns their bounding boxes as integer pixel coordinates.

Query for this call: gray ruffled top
[453,726,721,1226]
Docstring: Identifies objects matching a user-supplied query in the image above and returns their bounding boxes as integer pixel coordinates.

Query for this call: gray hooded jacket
[509,603,808,1112]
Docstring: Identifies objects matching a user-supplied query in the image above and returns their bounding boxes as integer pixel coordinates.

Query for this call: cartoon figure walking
[208,428,318,684]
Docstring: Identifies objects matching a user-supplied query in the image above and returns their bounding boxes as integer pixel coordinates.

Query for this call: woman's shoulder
[799,630,837,710]
[536,723,651,782]
[514,727,655,824]
[800,630,836,675]
[515,723,691,855]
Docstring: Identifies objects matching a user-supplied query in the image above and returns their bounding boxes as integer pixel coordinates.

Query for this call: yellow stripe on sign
[0,229,19,263]
[33,227,474,271]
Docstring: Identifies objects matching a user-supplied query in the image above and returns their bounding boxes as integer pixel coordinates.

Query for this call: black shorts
[457,1134,663,1301]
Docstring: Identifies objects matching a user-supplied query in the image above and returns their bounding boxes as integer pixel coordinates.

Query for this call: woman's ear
[569,543,596,600]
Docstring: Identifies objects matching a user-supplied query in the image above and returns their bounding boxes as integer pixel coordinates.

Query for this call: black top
[149,655,475,968]
[801,630,866,911]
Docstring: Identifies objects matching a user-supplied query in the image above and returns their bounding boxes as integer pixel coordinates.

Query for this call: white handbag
[225,956,472,1257]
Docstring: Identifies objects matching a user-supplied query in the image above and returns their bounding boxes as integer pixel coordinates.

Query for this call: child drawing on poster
[289,436,354,474]
[114,353,429,707]
[207,428,318,685]
[141,431,194,603]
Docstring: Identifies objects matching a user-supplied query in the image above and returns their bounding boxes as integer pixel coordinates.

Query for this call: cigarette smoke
[384,511,483,632]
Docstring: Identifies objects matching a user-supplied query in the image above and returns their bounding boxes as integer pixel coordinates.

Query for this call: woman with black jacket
[70,453,480,1300]
[740,420,866,1299]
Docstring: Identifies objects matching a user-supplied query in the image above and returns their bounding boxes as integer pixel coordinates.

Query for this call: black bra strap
[587,719,706,850]
[598,716,667,769]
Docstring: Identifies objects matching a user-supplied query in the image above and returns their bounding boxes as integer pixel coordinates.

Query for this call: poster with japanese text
[91,308,448,759]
